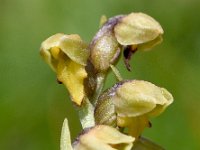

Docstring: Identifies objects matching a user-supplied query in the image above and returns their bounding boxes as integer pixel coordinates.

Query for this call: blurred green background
[1,0,200,149]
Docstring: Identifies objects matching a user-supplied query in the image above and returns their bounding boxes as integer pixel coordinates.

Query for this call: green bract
[60,119,73,150]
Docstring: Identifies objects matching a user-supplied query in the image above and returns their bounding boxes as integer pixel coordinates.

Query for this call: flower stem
[77,72,106,129]
[92,73,106,106]
[110,65,123,81]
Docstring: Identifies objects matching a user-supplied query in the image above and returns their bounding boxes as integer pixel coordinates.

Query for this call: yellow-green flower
[60,118,134,150]
[113,80,172,117]
[73,125,134,150]
[114,80,173,138]
[95,80,173,138]
[114,13,164,70]
[40,33,89,105]
[89,13,164,72]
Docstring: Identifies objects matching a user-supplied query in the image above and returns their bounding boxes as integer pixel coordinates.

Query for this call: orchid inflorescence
[40,12,173,150]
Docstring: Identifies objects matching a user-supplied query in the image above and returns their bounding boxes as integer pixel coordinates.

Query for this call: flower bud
[40,33,89,105]
[73,125,135,150]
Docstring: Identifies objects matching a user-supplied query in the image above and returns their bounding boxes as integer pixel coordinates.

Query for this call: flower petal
[73,125,134,150]
[40,33,65,71]
[60,35,89,66]
[117,116,150,138]
[56,54,87,105]
[148,87,173,117]
[137,35,163,51]
[40,33,89,68]
[114,13,164,46]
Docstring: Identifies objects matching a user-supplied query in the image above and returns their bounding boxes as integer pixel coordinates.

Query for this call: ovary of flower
[40,33,89,105]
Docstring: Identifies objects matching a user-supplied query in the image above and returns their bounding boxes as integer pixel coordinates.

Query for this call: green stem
[91,73,106,106]
[77,73,106,129]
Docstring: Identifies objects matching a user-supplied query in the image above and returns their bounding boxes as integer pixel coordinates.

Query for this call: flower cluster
[40,12,173,150]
